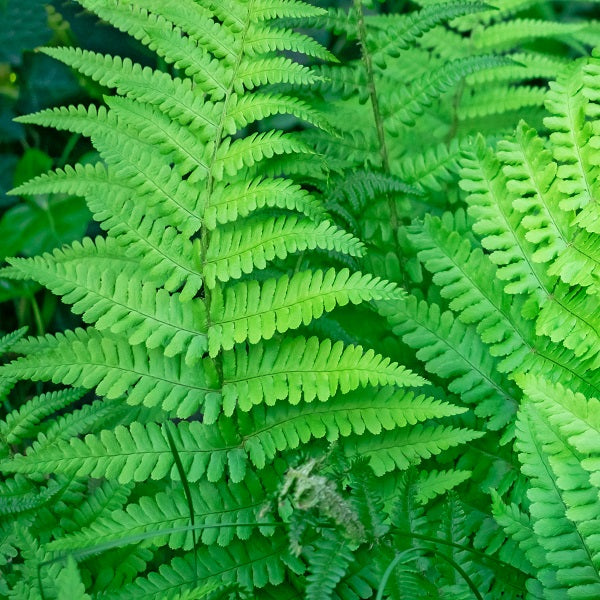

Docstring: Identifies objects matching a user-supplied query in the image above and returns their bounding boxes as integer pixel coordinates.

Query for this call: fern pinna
[0,1,480,598]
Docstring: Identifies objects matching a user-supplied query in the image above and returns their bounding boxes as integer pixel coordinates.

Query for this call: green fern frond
[0,388,85,448]
[305,530,354,600]
[35,398,139,450]
[59,479,134,534]
[394,139,465,191]
[345,425,484,476]
[327,171,421,213]
[0,328,220,418]
[49,470,279,552]
[102,535,304,600]
[496,121,572,265]
[208,269,401,355]
[76,0,229,96]
[512,400,600,597]
[381,295,518,429]
[459,135,553,306]
[516,375,600,488]
[386,55,512,129]
[41,47,223,134]
[0,328,27,356]
[221,336,426,414]
[252,0,328,20]
[0,476,63,516]
[237,389,467,470]
[204,217,364,287]
[545,62,598,213]
[412,469,472,505]
[205,178,326,230]
[489,491,538,575]
[465,52,570,86]
[471,19,585,53]
[457,86,547,120]
[56,557,92,600]
[370,2,490,59]
[6,253,209,364]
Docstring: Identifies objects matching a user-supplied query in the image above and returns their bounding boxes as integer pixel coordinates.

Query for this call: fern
[0,1,480,597]
[5,1,600,597]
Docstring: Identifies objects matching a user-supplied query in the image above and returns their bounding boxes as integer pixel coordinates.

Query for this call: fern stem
[354,0,404,284]
[30,295,45,337]
[393,530,519,574]
[165,423,198,586]
[38,521,293,567]
[200,1,254,385]
[353,0,390,174]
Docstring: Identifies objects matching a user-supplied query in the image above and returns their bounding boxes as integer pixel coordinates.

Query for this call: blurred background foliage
[1,0,600,334]
[0,0,156,334]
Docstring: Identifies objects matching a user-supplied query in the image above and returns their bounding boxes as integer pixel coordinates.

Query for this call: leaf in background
[13,148,52,188]
[16,53,81,114]
[0,148,90,260]
[0,97,24,144]
[0,195,90,261]
[0,155,19,208]
[0,0,51,66]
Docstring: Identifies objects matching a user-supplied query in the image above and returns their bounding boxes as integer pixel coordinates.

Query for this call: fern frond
[56,557,91,600]
[2,389,459,487]
[545,62,599,213]
[204,217,364,287]
[103,535,303,600]
[459,135,553,306]
[59,479,134,533]
[345,425,484,476]
[413,469,472,505]
[465,52,570,86]
[252,0,327,20]
[327,171,421,213]
[0,476,63,516]
[208,269,401,355]
[370,2,490,59]
[0,328,27,356]
[394,139,465,191]
[6,253,209,364]
[49,469,278,552]
[221,336,426,414]
[205,178,326,230]
[41,47,223,134]
[35,398,137,450]
[381,295,518,429]
[305,530,354,600]
[496,121,572,266]
[410,213,600,394]
[0,328,219,418]
[76,0,229,97]
[514,401,600,597]
[0,388,85,448]
[517,375,600,488]
[386,55,512,129]
[237,388,467,470]
[212,131,311,181]
[471,19,585,53]
[457,86,547,120]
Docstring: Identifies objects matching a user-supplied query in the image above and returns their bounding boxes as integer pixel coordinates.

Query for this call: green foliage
[3,1,600,598]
